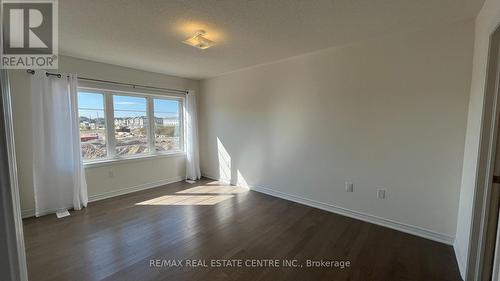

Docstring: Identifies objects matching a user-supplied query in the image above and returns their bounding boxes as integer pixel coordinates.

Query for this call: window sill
[83,151,186,168]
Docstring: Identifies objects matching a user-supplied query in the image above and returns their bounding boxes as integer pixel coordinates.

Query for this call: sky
[78,91,179,119]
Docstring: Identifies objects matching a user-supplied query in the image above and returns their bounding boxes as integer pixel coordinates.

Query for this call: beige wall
[9,56,199,215]
[454,0,500,277]
[199,21,474,243]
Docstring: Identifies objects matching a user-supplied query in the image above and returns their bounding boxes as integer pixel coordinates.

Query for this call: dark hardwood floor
[23,178,462,281]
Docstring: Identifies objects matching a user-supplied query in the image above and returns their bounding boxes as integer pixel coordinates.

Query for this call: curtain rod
[26,69,189,94]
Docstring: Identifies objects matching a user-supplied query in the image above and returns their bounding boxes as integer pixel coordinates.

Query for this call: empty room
[2,0,500,281]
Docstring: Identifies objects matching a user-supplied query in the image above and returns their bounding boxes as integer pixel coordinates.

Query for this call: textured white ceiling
[59,0,484,79]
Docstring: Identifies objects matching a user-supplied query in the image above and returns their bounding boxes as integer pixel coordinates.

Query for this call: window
[78,92,107,161]
[154,98,181,152]
[77,86,184,163]
[113,95,149,156]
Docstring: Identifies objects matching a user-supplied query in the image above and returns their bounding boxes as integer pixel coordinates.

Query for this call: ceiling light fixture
[182,30,215,50]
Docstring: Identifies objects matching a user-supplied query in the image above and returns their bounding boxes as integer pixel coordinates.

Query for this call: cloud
[116,101,140,105]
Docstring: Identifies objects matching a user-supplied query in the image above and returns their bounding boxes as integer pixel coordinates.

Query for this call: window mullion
[104,93,116,158]
[147,96,155,154]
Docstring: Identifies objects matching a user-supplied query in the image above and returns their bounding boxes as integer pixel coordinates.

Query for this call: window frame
[77,83,186,166]
[77,91,108,161]
[112,93,150,157]
[151,96,185,154]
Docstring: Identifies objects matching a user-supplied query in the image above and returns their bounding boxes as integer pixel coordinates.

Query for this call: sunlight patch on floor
[136,195,234,206]
[176,185,248,194]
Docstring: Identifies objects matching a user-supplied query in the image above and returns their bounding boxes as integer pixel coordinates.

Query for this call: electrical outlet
[377,189,386,199]
[345,182,353,192]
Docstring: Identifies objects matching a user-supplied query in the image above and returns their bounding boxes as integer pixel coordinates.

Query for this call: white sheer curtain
[185,90,201,180]
[31,71,88,217]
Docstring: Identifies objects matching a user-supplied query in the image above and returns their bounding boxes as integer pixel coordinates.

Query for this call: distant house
[154,117,179,127]
[115,116,147,129]
[162,118,179,127]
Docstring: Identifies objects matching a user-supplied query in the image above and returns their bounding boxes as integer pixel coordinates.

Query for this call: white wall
[455,0,500,277]
[199,21,474,244]
[9,56,199,215]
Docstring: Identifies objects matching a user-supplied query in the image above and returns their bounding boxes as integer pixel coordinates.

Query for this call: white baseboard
[21,176,185,218]
[454,242,466,280]
[21,205,74,219]
[21,209,35,218]
[88,176,185,202]
[202,173,454,245]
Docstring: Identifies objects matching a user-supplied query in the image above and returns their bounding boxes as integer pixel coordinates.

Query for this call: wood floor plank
[23,179,462,281]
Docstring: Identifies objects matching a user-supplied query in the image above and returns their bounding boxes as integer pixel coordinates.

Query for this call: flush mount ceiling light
[182,30,215,50]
